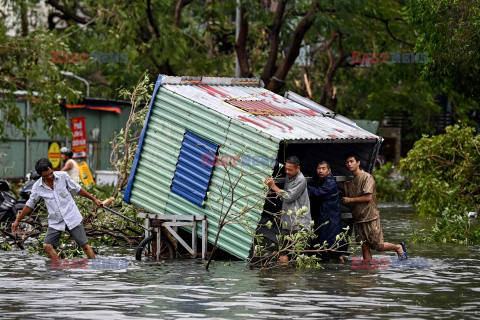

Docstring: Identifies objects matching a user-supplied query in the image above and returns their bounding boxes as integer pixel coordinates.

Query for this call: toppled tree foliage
[0,73,152,257]
[249,207,356,270]
[0,183,146,258]
[400,125,480,244]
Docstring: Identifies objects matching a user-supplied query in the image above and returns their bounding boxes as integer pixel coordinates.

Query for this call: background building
[0,93,131,179]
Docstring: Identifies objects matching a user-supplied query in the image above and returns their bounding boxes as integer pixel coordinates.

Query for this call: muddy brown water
[1,204,479,319]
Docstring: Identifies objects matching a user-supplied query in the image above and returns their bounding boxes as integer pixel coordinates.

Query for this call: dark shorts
[44,222,89,248]
[354,218,384,250]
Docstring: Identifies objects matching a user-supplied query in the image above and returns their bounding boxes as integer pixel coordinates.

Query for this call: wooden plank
[202,219,207,261]
[172,219,178,249]
[275,175,351,183]
[163,222,196,227]
[341,212,353,219]
[156,227,161,261]
[136,213,195,220]
[192,221,197,259]
[144,218,151,240]
[137,213,205,221]
[135,214,208,260]
[165,225,193,254]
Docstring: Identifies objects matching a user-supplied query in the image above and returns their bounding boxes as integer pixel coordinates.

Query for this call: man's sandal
[398,242,408,260]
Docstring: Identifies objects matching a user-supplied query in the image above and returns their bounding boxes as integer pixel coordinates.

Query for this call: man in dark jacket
[308,160,343,261]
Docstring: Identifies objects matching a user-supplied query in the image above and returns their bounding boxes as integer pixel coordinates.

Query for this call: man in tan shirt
[343,152,407,260]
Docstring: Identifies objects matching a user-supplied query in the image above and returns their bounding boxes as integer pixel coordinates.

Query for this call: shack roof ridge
[161,75,264,87]
[160,76,381,142]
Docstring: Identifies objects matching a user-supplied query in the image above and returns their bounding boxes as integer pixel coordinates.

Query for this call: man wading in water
[308,160,344,262]
[342,152,408,260]
[265,156,312,262]
[12,158,102,259]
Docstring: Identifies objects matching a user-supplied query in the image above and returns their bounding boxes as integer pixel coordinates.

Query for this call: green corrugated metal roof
[129,87,280,260]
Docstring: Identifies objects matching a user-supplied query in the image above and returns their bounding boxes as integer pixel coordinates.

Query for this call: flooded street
[1,204,479,319]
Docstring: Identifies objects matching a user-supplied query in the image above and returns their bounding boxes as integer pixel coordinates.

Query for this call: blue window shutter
[171,131,219,207]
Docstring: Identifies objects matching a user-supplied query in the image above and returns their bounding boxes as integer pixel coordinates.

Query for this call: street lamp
[60,71,90,97]
[60,71,90,149]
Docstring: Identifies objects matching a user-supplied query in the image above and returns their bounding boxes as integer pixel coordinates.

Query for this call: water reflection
[0,205,479,319]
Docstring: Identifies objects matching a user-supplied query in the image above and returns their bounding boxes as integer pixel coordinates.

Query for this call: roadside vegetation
[400,125,480,244]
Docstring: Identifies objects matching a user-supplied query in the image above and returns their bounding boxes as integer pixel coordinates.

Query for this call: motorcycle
[0,180,18,226]
[0,173,43,231]
[19,171,41,206]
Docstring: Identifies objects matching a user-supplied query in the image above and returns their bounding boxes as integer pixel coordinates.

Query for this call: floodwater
[1,204,479,319]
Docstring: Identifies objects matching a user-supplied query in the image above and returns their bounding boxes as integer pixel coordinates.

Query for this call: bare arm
[270,182,282,196]
[78,188,102,207]
[265,176,286,198]
[265,177,282,195]
[11,205,33,233]
[342,193,372,204]
[61,160,74,172]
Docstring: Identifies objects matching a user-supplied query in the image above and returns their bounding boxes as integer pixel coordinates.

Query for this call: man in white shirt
[12,158,102,259]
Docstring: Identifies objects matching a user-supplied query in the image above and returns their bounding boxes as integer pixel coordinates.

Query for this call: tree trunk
[174,0,194,27]
[46,0,92,24]
[261,0,288,86]
[20,2,28,36]
[265,6,316,93]
[235,7,252,77]
[319,31,348,111]
[145,0,175,75]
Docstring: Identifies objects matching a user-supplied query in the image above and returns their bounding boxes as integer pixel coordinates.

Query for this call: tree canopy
[1,0,479,142]
[409,0,480,101]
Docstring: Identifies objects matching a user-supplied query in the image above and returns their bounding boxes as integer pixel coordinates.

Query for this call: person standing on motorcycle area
[60,147,80,182]
[12,158,102,259]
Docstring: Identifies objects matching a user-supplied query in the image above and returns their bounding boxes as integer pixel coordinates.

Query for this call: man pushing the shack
[343,152,408,260]
[12,158,102,259]
[265,156,312,261]
[308,160,344,262]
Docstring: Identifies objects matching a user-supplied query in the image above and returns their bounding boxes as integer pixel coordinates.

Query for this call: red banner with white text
[71,117,87,158]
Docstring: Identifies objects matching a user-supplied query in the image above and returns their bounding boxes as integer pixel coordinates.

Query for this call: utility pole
[235,0,241,77]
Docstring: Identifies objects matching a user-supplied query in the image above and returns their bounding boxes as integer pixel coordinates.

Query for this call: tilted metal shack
[124,75,382,260]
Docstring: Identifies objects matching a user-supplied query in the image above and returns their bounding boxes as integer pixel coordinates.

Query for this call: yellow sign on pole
[48,142,61,169]
[77,161,95,187]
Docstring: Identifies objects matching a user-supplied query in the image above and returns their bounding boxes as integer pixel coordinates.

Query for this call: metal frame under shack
[123,75,383,261]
